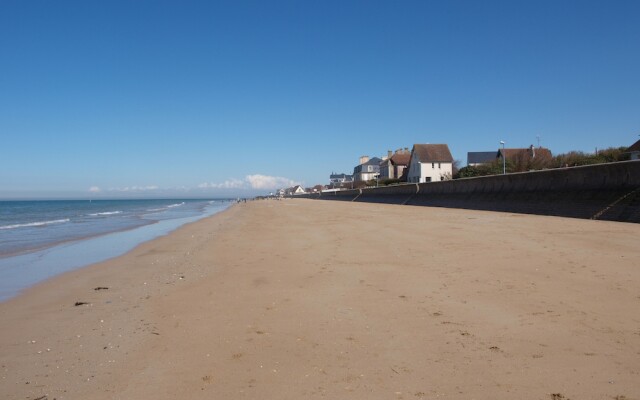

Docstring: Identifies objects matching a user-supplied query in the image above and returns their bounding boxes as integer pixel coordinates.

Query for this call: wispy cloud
[88,185,161,193]
[199,174,298,191]
[198,179,246,189]
[87,175,296,196]
[108,185,160,192]
[245,174,297,189]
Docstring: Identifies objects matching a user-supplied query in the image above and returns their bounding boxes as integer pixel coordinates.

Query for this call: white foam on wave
[0,219,71,230]
[147,202,185,213]
[88,211,123,216]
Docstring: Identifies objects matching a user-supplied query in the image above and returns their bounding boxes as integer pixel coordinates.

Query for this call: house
[290,185,306,195]
[353,156,383,182]
[329,172,353,185]
[625,139,640,160]
[467,151,496,167]
[497,145,552,171]
[406,144,454,183]
[379,148,411,180]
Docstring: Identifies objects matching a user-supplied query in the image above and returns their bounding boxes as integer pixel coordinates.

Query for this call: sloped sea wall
[294,161,640,223]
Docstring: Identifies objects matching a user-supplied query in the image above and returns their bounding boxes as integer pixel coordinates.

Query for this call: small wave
[88,211,123,216]
[146,202,184,213]
[0,219,71,230]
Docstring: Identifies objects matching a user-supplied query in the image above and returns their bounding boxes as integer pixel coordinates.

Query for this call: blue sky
[1,0,639,198]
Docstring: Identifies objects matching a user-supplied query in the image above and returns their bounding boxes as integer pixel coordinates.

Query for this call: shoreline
[1,200,638,399]
[0,218,156,260]
[0,202,230,301]
[0,199,228,259]
[0,202,242,399]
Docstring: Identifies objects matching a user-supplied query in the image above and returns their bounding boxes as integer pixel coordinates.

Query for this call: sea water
[0,199,231,301]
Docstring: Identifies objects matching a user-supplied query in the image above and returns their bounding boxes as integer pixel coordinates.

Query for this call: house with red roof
[379,148,411,180]
[497,145,553,171]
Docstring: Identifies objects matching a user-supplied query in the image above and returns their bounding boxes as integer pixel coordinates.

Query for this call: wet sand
[1,199,639,399]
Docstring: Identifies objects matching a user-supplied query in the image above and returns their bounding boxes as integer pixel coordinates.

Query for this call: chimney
[388,150,392,158]
[529,144,535,158]
[359,155,370,165]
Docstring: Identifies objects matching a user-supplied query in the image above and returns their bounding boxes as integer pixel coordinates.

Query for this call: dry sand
[1,199,639,400]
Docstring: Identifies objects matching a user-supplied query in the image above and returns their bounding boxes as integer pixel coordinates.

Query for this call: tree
[351,180,369,189]
[552,147,629,168]
[378,178,402,186]
[452,159,461,176]
[456,160,505,178]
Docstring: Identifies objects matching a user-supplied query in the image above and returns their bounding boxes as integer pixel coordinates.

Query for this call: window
[438,163,441,168]
[431,163,435,168]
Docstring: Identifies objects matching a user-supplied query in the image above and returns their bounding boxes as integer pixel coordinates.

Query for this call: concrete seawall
[294,161,640,223]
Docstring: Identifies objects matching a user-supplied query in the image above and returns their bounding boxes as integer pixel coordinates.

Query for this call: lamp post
[500,140,506,175]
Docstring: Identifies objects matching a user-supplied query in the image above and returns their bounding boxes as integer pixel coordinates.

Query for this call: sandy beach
[1,199,639,400]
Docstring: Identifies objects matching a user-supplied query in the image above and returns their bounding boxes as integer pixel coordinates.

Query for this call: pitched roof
[627,139,640,153]
[390,153,411,166]
[467,151,496,164]
[411,144,453,163]
[362,157,383,166]
[497,148,526,159]
[498,147,552,160]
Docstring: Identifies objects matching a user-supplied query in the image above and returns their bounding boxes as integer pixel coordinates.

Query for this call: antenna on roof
[536,135,541,148]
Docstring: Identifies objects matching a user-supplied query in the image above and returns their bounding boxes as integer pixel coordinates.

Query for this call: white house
[626,139,640,160]
[406,144,454,183]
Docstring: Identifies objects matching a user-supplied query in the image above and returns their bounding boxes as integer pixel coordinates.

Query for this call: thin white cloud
[198,179,246,189]
[108,185,160,192]
[89,175,297,195]
[245,174,297,189]
[198,174,298,191]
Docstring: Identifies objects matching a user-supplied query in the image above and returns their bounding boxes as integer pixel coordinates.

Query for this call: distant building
[626,139,640,160]
[353,156,383,182]
[497,145,552,171]
[329,172,353,185]
[380,148,411,180]
[467,151,496,167]
[290,185,306,195]
[406,144,454,183]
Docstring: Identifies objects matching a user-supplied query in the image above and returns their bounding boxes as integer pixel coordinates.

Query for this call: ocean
[0,199,231,301]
